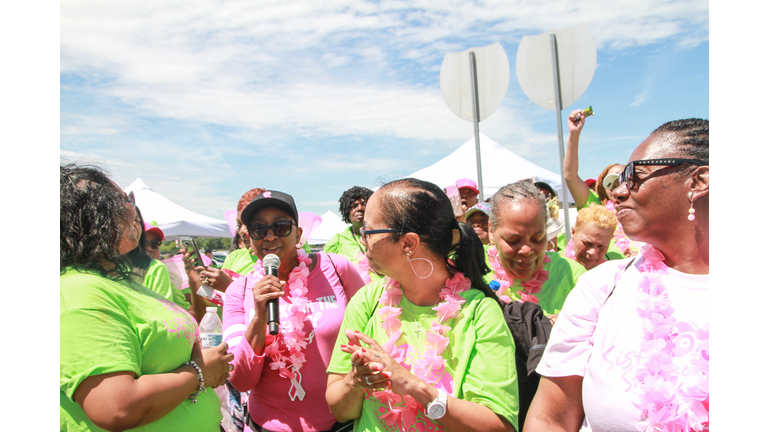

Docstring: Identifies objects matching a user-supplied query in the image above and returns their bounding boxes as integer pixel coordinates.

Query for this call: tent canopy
[402,133,574,204]
[125,178,232,241]
[306,211,348,246]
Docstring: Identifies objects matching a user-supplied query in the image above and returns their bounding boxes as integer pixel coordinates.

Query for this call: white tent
[307,211,348,245]
[403,133,574,204]
[124,178,232,241]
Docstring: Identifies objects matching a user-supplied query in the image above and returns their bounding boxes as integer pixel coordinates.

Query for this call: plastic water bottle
[200,307,223,348]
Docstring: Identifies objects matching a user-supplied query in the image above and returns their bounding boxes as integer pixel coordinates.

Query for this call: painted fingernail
[340,344,347,348]
[386,380,392,386]
[355,330,361,334]
[361,348,366,353]
[383,372,392,378]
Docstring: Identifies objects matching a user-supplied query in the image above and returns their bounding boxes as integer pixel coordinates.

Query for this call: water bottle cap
[206,307,218,312]
[489,280,501,291]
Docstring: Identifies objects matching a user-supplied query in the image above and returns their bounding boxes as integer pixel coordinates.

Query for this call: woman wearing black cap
[223,190,365,432]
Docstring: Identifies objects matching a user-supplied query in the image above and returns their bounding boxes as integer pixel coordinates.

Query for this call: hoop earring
[407,251,434,279]
[688,194,696,221]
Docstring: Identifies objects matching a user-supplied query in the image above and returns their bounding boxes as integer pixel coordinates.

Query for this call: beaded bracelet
[185,361,206,403]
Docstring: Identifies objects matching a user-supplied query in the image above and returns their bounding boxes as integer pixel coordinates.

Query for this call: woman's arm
[73,342,232,432]
[564,109,591,209]
[223,274,285,392]
[348,330,514,432]
[326,371,367,422]
[523,376,584,432]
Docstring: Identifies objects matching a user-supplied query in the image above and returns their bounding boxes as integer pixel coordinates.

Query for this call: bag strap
[350,226,367,258]
[325,252,345,290]
[603,257,637,306]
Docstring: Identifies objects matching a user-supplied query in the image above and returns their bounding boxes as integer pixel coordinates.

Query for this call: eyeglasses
[247,220,294,240]
[618,158,706,190]
[148,240,162,249]
[359,227,401,246]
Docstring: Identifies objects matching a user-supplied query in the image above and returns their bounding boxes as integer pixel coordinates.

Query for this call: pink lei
[487,245,550,304]
[633,244,709,431]
[372,273,471,430]
[253,249,313,401]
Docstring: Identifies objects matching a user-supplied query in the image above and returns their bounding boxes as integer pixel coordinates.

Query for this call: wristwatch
[425,389,448,420]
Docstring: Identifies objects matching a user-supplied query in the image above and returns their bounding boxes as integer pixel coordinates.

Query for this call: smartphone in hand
[180,236,207,269]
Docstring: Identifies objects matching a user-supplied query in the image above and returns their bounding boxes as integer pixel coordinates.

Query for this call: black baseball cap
[240,190,299,225]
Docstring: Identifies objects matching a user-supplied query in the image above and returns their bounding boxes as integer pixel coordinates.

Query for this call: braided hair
[653,118,709,164]
[339,186,373,224]
[489,181,547,229]
[377,179,497,305]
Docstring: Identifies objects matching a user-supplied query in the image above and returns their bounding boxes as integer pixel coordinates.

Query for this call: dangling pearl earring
[688,194,696,221]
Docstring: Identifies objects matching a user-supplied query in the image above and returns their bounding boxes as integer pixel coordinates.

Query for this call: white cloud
[631,90,649,107]
[59,0,708,218]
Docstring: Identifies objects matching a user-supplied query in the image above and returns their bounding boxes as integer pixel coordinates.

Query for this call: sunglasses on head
[148,240,162,249]
[247,220,294,240]
[618,158,706,190]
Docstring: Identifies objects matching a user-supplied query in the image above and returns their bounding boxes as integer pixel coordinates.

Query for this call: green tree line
[159,237,232,256]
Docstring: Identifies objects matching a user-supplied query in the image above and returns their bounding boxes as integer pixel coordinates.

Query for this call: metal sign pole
[469,51,485,202]
[550,34,571,243]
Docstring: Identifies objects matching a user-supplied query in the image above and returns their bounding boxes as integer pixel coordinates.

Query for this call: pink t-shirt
[536,257,709,432]
[223,252,365,432]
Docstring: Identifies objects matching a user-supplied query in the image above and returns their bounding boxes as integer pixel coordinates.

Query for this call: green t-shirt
[60,268,220,431]
[327,278,519,431]
[143,259,190,310]
[324,227,366,263]
[222,247,259,277]
[324,227,384,283]
[582,189,602,209]
[494,252,586,316]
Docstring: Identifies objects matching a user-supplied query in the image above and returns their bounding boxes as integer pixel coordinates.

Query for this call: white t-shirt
[537,256,709,432]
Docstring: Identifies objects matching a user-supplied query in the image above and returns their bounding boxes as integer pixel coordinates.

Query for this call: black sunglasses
[247,220,294,240]
[619,158,706,190]
[148,240,162,249]
[359,227,401,246]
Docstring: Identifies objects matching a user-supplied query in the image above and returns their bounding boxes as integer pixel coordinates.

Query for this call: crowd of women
[60,116,709,432]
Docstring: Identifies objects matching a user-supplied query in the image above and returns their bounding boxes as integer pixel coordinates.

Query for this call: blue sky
[59,0,709,220]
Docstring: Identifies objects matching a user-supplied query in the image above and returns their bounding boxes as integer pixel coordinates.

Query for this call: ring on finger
[373,353,382,360]
[365,376,373,386]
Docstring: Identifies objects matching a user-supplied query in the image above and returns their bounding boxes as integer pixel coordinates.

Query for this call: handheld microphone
[263,254,281,335]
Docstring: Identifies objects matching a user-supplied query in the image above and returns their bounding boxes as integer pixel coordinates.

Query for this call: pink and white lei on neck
[487,245,550,304]
[253,248,313,401]
[372,272,471,430]
[633,244,709,431]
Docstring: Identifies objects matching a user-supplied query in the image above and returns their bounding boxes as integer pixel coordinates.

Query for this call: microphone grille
[263,254,280,268]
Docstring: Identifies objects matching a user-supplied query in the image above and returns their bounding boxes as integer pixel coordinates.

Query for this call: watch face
[428,403,446,419]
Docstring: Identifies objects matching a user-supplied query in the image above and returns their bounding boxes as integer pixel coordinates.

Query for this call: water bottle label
[201,332,223,348]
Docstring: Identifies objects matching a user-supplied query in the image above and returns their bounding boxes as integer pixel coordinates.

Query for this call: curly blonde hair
[574,203,617,234]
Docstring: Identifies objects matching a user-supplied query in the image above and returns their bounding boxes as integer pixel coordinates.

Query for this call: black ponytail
[449,221,500,307]
[379,178,499,306]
